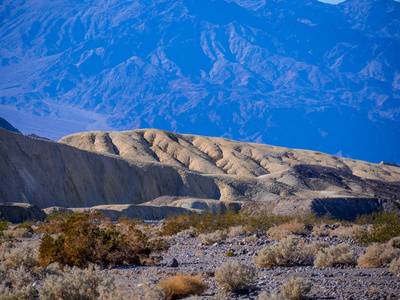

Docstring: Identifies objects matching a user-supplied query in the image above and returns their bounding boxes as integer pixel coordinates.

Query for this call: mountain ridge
[1,0,399,163]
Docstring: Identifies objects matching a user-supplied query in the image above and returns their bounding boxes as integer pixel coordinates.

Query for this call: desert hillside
[1,128,399,220]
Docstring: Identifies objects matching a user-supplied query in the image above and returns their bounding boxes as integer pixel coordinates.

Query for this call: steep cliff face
[0,128,221,208]
[1,0,399,163]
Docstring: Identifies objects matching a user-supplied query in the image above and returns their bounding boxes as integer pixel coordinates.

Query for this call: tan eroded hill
[1,128,399,221]
[58,129,400,219]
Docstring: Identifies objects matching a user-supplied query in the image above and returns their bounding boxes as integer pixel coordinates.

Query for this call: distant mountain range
[1,0,399,164]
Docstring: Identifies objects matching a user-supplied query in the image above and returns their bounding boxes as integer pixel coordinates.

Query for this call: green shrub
[38,212,151,268]
[161,214,195,236]
[356,210,400,245]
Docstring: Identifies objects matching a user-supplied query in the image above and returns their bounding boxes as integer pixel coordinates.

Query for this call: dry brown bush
[199,230,227,245]
[312,224,330,237]
[175,227,197,237]
[357,243,400,268]
[388,237,400,249]
[389,257,400,275]
[258,291,284,300]
[314,243,357,268]
[2,228,33,239]
[245,236,259,242]
[0,265,37,300]
[267,221,308,241]
[229,226,247,237]
[281,277,311,300]
[329,225,360,240]
[214,260,257,292]
[254,236,313,268]
[158,274,207,299]
[0,243,39,272]
[38,263,116,300]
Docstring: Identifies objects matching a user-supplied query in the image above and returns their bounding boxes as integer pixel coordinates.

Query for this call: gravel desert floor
[4,220,400,300]
[105,233,400,300]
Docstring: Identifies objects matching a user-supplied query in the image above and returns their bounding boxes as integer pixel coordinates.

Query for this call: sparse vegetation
[357,242,400,268]
[267,220,309,240]
[199,230,227,245]
[214,260,257,292]
[38,212,152,268]
[281,277,311,300]
[389,257,400,275]
[329,225,360,240]
[356,210,400,245]
[38,263,115,300]
[158,274,208,299]
[314,243,357,268]
[254,236,314,268]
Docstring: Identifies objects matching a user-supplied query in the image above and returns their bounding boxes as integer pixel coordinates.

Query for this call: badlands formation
[1,127,400,221]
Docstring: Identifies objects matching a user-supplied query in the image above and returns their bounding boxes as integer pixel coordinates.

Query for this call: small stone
[167,258,179,267]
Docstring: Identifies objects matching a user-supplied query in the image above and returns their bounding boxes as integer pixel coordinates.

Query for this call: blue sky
[318,0,400,3]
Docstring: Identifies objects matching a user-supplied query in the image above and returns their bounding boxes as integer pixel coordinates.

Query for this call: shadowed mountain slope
[1,0,399,163]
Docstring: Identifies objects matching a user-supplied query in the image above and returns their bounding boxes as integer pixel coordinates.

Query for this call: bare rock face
[1,128,400,221]
[0,203,46,223]
[0,128,220,209]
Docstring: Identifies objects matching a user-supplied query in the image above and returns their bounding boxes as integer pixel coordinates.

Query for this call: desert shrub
[147,237,171,252]
[314,243,357,268]
[214,260,257,292]
[175,227,197,237]
[38,212,150,268]
[199,230,227,245]
[356,210,400,245]
[308,242,329,254]
[245,235,259,242]
[229,226,247,237]
[388,237,400,249]
[329,225,359,240]
[258,291,284,300]
[0,243,39,272]
[0,213,8,232]
[0,265,37,300]
[161,214,196,236]
[312,224,330,237]
[3,227,33,239]
[389,257,400,275]
[35,212,72,234]
[268,221,308,237]
[226,250,235,257]
[254,236,313,268]
[38,263,116,300]
[266,229,293,241]
[357,243,400,268]
[158,274,207,299]
[14,221,35,232]
[281,277,311,300]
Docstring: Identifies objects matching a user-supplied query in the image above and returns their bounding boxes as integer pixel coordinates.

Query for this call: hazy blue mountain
[0,0,399,163]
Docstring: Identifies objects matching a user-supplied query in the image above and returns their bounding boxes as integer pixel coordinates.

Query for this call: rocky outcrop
[1,128,400,221]
[0,203,46,223]
[43,204,192,221]
[0,128,220,209]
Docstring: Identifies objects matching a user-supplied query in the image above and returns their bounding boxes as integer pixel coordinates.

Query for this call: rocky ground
[7,224,400,300]
[104,233,399,299]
